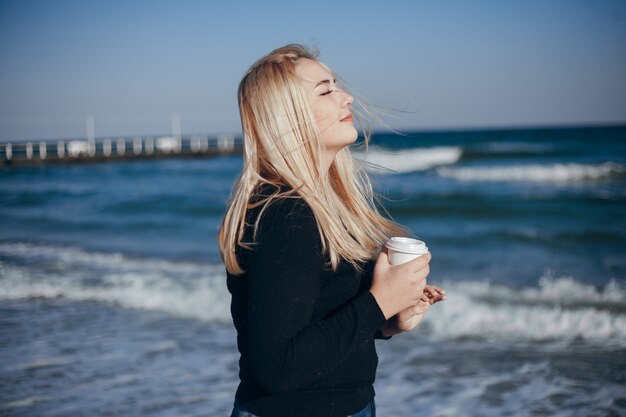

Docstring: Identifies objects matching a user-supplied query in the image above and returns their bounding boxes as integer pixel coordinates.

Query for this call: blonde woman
[219,44,445,417]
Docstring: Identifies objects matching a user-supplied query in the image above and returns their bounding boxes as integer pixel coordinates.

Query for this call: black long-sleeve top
[226,189,387,417]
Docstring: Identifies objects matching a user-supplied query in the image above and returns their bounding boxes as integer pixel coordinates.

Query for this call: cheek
[312,103,336,131]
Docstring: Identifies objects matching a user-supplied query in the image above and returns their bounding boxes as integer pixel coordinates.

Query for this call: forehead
[295,58,333,87]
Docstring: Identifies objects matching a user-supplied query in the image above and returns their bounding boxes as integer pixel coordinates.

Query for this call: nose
[341,90,353,107]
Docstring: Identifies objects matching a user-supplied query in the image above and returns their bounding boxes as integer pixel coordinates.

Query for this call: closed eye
[320,90,334,96]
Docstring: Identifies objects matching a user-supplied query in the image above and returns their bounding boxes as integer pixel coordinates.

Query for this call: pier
[0,134,243,167]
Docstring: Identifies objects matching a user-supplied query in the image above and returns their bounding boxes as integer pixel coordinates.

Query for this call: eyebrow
[314,79,336,88]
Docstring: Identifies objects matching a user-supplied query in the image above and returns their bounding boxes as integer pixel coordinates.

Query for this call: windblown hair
[218,44,407,275]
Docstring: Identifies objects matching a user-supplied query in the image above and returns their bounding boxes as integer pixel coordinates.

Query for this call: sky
[1,0,625,142]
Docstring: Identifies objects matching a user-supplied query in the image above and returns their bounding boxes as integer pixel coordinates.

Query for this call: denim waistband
[230,399,375,417]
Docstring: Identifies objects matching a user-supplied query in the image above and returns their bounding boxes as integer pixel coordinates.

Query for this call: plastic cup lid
[385,237,428,254]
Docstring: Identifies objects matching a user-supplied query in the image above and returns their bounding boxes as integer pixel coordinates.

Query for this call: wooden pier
[0,134,243,167]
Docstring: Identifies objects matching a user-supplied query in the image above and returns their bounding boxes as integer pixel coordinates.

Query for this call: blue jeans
[230,400,375,417]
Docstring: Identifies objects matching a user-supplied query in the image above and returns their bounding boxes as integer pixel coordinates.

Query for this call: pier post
[103,139,112,157]
[217,134,234,151]
[190,135,200,153]
[39,141,47,159]
[87,139,96,157]
[6,143,12,160]
[145,137,154,155]
[116,138,125,156]
[26,142,33,159]
[133,137,142,155]
[57,141,65,158]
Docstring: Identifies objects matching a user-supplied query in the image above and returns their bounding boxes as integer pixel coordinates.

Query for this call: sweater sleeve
[244,198,387,394]
[360,259,393,341]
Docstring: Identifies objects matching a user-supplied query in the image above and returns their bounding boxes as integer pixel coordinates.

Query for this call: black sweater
[226,192,387,417]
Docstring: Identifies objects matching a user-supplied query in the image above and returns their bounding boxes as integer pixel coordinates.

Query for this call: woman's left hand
[380,285,446,337]
[422,285,446,304]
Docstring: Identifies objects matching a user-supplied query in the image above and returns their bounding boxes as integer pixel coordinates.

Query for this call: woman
[218,44,444,417]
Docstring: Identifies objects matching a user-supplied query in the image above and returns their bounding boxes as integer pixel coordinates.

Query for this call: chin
[321,125,359,150]
[346,125,359,143]
[340,134,358,148]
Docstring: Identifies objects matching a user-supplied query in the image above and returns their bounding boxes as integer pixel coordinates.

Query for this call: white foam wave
[423,275,626,344]
[2,242,625,345]
[353,146,462,174]
[436,162,625,183]
[0,242,231,322]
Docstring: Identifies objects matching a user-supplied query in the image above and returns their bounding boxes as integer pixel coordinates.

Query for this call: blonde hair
[218,44,406,275]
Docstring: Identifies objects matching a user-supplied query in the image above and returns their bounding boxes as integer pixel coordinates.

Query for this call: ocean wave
[353,146,462,174]
[1,242,625,345]
[0,242,231,322]
[424,275,626,344]
[459,141,560,162]
[436,162,625,183]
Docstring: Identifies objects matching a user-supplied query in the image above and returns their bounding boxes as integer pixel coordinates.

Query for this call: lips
[340,114,353,123]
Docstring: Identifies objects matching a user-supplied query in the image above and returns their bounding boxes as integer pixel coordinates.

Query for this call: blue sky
[1,0,625,141]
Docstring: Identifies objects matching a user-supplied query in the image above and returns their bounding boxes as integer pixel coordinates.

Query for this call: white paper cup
[385,237,429,265]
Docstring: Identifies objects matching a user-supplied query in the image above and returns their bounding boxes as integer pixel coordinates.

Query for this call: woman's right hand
[369,247,431,319]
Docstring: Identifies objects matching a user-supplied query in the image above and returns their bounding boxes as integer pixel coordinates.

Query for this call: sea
[1,125,625,417]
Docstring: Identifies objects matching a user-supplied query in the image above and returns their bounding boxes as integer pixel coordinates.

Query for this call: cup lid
[385,237,428,254]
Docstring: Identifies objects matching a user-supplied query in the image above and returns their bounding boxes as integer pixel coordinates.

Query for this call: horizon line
[1,120,625,144]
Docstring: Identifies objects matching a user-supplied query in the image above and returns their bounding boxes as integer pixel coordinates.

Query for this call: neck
[321,148,339,174]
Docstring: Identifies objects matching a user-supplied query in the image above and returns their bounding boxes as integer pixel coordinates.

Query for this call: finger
[431,286,445,295]
[433,287,446,297]
[431,292,446,303]
[415,301,430,315]
[425,286,441,302]
[374,249,391,271]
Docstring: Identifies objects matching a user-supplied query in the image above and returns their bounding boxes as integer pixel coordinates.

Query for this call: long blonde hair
[218,44,406,275]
